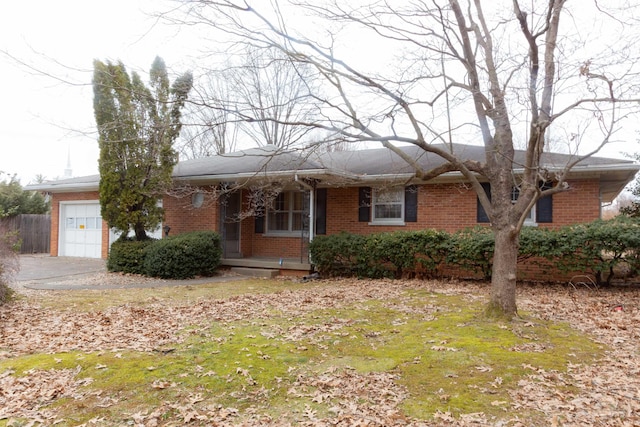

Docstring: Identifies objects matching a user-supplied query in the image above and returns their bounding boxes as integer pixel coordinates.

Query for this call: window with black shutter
[358,185,418,224]
[476,182,553,224]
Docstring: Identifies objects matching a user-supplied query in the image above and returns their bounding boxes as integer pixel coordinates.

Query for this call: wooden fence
[0,214,51,254]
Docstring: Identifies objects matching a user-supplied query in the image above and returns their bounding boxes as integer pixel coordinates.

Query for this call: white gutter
[25,181,100,193]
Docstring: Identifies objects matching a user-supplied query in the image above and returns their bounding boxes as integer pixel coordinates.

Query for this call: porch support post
[308,186,315,243]
[294,174,315,243]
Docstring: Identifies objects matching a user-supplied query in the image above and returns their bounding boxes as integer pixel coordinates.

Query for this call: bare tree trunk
[487,225,519,317]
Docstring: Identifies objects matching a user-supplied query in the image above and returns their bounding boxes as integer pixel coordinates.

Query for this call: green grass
[0,281,603,425]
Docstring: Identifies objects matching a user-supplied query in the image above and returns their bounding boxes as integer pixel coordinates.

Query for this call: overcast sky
[0,0,193,184]
[0,1,636,186]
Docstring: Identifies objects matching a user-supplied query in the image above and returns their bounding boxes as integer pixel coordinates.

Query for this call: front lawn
[1,278,638,426]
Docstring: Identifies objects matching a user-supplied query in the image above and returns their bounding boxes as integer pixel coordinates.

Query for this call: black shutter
[477,183,491,223]
[315,188,327,235]
[358,187,371,222]
[404,185,418,222]
[254,216,265,234]
[536,182,553,223]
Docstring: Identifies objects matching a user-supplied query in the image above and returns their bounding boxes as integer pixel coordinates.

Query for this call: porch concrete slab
[230,267,280,278]
[222,257,311,272]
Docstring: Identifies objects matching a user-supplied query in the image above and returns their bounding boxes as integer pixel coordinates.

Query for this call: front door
[221,191,242,258]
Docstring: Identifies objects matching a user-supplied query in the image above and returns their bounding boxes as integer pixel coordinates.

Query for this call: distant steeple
[64,146,72,178]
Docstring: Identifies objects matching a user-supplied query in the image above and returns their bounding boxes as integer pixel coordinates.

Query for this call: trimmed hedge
[308,232,368,277]
[144,231,222,279]
[310,229,449,279]
[309,217,640,285]
[448,227,494,281]
[107,238,157,275]
[106,231,222,279]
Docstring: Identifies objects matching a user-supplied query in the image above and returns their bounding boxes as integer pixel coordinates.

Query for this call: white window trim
[369,187,405,226]
[265,191,305,236]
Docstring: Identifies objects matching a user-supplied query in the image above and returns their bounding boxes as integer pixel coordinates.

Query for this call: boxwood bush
[143,231,222,279]
[107,237,157,275]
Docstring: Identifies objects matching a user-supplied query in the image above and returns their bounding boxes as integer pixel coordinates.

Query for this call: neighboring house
[27,143,640,275]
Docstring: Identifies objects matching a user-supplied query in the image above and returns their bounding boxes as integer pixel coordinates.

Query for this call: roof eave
[25,181,100,193]
[173,168,362,185]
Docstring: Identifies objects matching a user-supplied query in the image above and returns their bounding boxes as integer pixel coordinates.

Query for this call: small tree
[0,174,49,218]
[93,57,193,240]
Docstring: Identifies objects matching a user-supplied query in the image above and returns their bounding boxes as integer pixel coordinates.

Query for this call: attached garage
[59,201,103,258]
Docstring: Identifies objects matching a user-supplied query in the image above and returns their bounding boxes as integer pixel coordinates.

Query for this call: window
[511,187,535,224]
[267,191,305,234]
[478,183,552,224]
[372,187,404,224]
[358,186,418,224]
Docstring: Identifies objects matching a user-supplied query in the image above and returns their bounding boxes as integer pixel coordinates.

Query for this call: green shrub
[448,227,494,280]
[309,232,368,277]
[543,217,640,286]
[363,230,449,279]
[311,230,451,279]
[144,231,222,279]
[310,218,640,284]
[107,238,156,275]
[0,228,19,304]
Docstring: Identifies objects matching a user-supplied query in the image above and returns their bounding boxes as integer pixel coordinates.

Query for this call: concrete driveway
[17,254,106,282]
[15,254,242,290]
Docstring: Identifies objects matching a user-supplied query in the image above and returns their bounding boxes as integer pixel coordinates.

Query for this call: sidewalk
[15,254,242,290]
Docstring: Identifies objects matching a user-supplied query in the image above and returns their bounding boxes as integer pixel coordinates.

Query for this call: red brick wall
[546,179,601,227]
[322,179,601,236]
[162,191,220,236]
[50,191,109,258]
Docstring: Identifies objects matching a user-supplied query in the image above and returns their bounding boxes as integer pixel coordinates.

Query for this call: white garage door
[60,202,103,258]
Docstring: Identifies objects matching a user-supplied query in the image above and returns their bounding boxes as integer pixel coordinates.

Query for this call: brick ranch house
[28,143,639,276]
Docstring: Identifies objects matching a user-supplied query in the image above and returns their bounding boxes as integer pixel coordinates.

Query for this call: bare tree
[179,71,241,158]
[178,45,321,157]
[171,0,640,317]
[231,46,318,148]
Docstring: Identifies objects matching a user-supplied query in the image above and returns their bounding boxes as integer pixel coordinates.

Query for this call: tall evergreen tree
[93,57,192,240]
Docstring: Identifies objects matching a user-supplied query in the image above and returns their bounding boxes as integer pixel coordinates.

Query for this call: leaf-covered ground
[0,276,638,426]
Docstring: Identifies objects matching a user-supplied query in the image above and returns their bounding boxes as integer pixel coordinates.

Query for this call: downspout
[599,188,603,219]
